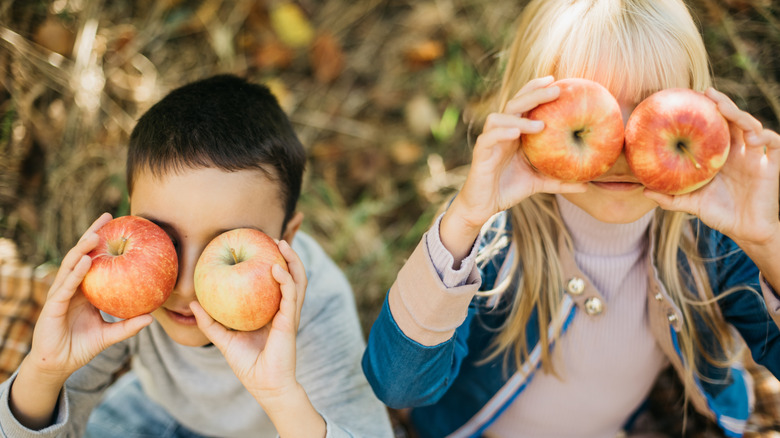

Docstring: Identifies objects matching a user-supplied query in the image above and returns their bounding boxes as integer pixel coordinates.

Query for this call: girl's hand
[26,212,154,384]
[643,88,780,248]
[191,239,307,406]
[441,76,587,261]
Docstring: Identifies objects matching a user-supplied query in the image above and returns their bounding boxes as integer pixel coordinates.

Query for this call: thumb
[643,189,697,215]
[101,314,154,346]
[190,301,232,349]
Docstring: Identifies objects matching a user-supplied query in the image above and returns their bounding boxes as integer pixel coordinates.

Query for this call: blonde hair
[479,0,741,399]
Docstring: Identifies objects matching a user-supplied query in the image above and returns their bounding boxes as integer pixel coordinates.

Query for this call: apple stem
[678,142,702,169]
[118,237,128,255]
[230,248,239,265]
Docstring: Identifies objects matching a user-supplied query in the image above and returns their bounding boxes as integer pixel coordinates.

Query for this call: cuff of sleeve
[759,273,780,319]
[426,213,481,288]
[388,234,481,346]
[0,371,68,437]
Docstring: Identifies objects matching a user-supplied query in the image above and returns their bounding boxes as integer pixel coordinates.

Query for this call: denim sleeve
[702,226,780,377]
[362,295,475,409]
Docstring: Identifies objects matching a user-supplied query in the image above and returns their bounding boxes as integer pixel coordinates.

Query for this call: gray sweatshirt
[0,232,393,438]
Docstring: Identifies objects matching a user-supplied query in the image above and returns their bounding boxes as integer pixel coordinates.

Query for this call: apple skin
[521,78,625,182]
[81,215,178,319]
[194,228,287,331]
[625,88,730,195]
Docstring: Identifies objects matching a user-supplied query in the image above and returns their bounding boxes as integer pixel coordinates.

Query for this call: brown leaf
[404,39,444,70]
[348,148,390,186]
[310,33,345,84]
[254,39,295,71]
[390,139,423,165]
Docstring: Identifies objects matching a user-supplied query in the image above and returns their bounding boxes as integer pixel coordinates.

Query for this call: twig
[702,0,780,126]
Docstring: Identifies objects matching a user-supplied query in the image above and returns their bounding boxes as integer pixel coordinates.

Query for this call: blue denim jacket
[362,212,780,438]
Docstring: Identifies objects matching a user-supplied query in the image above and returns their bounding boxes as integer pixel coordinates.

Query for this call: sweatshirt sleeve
[0,340,131,438]
[291,234,394,438]
[362,222,483,409]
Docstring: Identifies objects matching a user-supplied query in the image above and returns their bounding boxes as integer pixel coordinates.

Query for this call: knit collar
[555,194,655,257]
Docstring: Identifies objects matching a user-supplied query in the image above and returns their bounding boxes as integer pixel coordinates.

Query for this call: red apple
[521,78,625,182]
[625,88,730,195]
[194,228,286,331]
[82,215,178,319]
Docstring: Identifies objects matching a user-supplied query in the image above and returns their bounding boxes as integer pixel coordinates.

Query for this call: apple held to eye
[625,88,730,195]
[194,228,286,331]
[81,215,178,319]
[521,78,625,182]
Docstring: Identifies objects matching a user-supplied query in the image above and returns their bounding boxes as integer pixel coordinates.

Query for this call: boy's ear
[281,211,304,245]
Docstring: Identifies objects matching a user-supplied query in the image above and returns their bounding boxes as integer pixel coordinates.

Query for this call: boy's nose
[172,247,198,301]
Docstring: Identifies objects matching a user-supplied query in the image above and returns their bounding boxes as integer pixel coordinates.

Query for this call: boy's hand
[191,239,307,404]
[26,212,154,382]
[11,213,153,430]
[192,240,326,438]
[643,88,780,249]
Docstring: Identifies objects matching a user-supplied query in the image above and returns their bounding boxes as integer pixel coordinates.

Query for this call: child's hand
[441,76,588,261]
[191,239,307,406]
[452,76,589,228]
[26,213,154,384]
[643,88,780,248]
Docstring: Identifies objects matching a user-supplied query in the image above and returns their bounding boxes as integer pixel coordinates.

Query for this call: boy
[0,75,393,437]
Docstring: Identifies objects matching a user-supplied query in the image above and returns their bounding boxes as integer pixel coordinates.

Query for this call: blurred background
[0,0,779,436]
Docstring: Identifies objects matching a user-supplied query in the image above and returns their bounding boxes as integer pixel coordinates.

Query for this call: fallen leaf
[404,39,444,70]
[390,139,423,165]
[255,39,295,71]
[310,33,345,83]
[271,2,315,49]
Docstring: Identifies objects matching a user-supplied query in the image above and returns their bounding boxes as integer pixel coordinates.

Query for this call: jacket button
[654,292,664,301]
[667,312,678,324]
[584,297,603,316]
[567,277,585,296]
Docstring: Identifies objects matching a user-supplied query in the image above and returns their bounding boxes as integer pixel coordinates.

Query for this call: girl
[361,0,780,437]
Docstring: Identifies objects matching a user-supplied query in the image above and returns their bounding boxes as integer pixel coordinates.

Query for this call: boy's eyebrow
[131,214,273,239]
[134,214,179,235]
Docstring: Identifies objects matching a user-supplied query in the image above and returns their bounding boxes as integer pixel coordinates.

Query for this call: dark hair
[126,74,306,229]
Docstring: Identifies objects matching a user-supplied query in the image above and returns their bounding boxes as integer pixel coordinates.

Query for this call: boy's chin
[167,330,214,347]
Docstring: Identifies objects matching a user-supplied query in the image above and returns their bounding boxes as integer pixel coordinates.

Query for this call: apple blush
[521,78,625,182]
[625,88,730,195]
[81,215,178,319]
[194,228,286,331]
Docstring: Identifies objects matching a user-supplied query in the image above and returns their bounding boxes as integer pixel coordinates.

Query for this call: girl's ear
[281,211,304,245]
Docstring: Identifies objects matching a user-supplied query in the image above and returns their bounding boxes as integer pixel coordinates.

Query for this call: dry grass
[1,0,779,435]
[1,0,778,333]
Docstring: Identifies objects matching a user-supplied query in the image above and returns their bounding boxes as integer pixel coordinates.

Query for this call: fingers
[705,88,763,136]
[51,213,112,293]
[747,128,780,152]
[48,254,92,305]
[190,301,231,347]
[274,240,306,326]
[504,76,560,116]
[642,189,696,216]
[84,212,114,236]
[483,113,543,135]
